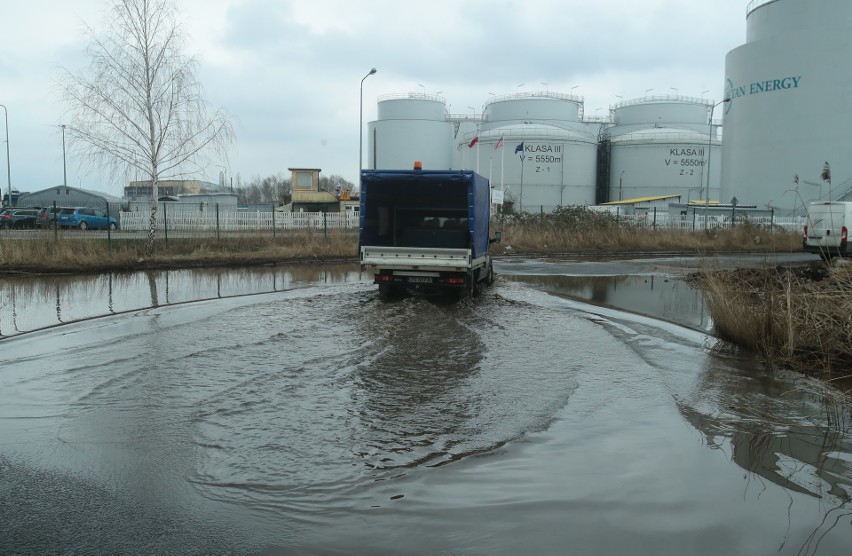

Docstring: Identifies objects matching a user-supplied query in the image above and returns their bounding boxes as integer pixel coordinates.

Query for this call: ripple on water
[185,287,592,513]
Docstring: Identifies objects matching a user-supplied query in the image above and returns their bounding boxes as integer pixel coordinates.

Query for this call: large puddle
[1,254,849,555]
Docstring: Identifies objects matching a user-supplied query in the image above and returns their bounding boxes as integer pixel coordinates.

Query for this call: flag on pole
[514,142,524,154]
[494,136,504,150]
[468,136,479,148]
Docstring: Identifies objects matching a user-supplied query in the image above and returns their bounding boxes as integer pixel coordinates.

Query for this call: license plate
[408,277,433,284]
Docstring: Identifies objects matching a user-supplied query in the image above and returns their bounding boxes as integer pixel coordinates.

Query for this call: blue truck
[359,167,500,297]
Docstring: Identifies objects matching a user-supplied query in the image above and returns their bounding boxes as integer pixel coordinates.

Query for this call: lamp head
[369,68,377,75]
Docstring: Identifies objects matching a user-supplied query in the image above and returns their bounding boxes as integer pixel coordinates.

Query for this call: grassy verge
[0,230,358,274]
[692,262,852,394]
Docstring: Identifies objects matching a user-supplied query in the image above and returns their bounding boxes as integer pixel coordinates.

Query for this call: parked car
[57,207,119,230]
[35,206,69,229]
[1,208,40,229]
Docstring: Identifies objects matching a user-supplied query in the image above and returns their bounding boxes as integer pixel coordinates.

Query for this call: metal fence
[510,205,806,233]
[602,209,805,232]
[1,200,360,241]
[119,207,359,232]
[4,200,805,240]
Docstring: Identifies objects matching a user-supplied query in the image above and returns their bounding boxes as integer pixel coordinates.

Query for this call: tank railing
[484,90,583,108]
[746,0,780,16]
[447,114,482,121]
[613,94,715,110]
[377,92,447,104]
[606,130,720,144]
[582,115,614,124]
[460,124,597,143]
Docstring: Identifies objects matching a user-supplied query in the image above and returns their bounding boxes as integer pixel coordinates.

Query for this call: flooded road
[1,255,850,555]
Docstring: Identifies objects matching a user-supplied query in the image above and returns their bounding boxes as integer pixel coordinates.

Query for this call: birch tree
[60,0,234,249]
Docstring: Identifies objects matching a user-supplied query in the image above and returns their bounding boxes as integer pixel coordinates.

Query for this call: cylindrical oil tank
[457,124,597,212]
[609,128,718,203]
[481,92,582,132]
[722,0,852,214]
[607,97,719,202]
[613,99,708,128]
[367,94,453,171]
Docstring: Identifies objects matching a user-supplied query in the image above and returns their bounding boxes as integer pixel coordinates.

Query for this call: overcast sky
[0,0,750,197]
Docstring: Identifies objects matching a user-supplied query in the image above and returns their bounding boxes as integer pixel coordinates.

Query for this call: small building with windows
[17,186,125,215]
[289,168,340,212]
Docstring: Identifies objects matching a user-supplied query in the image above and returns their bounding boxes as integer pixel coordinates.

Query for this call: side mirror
[490,231,502,244]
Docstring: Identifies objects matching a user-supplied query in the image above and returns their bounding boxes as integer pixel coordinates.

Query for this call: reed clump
[692,261,852,391]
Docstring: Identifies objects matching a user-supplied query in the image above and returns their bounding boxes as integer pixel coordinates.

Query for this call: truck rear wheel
[378,283,403,298]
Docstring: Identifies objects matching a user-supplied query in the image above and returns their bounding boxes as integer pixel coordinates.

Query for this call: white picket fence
[119,210,359,231]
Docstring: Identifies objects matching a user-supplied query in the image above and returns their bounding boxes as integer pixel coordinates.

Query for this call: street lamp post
[359,68,377,174]
[705,98,731,207]
[0,104,10,206]
[619,170,625,201]
[59,124,67,187]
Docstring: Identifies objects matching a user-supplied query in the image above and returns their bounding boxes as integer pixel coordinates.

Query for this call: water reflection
[678,360,852,501]
[677,362,852,555]
[502,273,711,332]
[0,263,362,338]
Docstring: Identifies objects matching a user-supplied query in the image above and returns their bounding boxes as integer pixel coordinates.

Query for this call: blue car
[57,207,119,230]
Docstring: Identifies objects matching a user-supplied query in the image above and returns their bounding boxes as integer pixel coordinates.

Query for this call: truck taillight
[803,225,808,239]
[447,277,465,285]
[842,226,848,246]
[376,274,393,282]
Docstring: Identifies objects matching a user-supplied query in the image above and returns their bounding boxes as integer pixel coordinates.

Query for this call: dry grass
[1,213,803,273]
[693,261,852,393]
[493,209,801,253]
[0,230,358,274]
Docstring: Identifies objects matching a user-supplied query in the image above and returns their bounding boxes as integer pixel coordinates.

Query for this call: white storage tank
[367,94,453,170]
[607,96,721,202]
[482,92,582,130]
[456,126,597,211]
[722,0,852,214]
[460,92,598,211]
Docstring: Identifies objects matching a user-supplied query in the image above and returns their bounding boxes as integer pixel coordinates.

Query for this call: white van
[803,201,852,259]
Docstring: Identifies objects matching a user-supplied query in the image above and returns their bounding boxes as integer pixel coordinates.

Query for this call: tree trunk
[147,203,158,253]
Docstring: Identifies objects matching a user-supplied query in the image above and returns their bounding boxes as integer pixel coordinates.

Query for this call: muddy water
[1,258,850,555]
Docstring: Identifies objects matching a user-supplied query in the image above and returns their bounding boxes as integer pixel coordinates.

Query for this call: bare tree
[238,173,291,205]
[60,0,234,249]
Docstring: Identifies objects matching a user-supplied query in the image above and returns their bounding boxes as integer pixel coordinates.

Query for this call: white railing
[119,208,803,234]
[605,212,805,232]
[119,210,359,231]
[510,207,806,233]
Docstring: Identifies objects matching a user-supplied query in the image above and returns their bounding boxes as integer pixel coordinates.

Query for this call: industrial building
[17,186,124,215]
[367,0,840,216]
